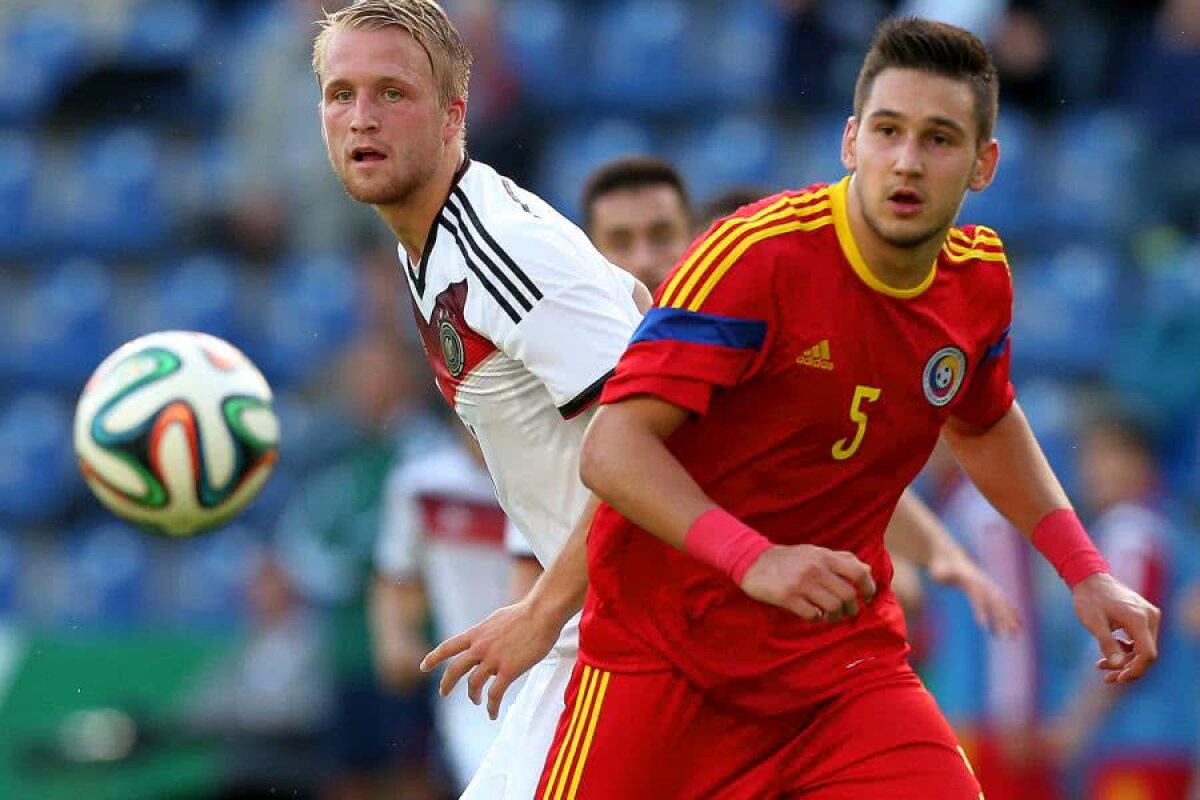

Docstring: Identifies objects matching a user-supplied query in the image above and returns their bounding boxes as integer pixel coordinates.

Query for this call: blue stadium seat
[251,254,359,389]
[1016,378,1082,497]
[784,111,852,187]
[12,258,117,392]
[960,109,1045,242]
[0,529,21,618]
[707,0,785,108]
[54,520,153,629]
[499,0,581,109]
[3,4,88,113]
[1050,108,1145,240]
[131,253,242,343]
[57,128,170,257]
[677,115,780,209]
[0,131,37,256]
[0,52,55,124]
[1011,245,1121,381]
[536,118,656,220]
[587,0,701,114]
[0,393,79,528]
[168,524,262,629]
[121,0,207,67]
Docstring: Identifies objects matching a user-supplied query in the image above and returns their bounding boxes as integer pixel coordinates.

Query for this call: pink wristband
[1030,508,1110,588]
[682,507,772,584]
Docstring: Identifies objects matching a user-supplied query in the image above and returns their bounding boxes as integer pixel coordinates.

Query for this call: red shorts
[535,658,981,800]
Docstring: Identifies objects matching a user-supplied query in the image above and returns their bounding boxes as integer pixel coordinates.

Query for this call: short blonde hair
[313,0,472,107]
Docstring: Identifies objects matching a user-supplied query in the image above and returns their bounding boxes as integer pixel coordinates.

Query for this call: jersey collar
[407,154,473,296]
[830,175,937,299]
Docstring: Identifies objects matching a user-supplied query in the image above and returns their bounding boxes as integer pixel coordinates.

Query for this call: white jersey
[375,444,510,641]
[402,157,640,604]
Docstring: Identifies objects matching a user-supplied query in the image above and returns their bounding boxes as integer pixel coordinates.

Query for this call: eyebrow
[323,75,411,91]
[868,109,967,137]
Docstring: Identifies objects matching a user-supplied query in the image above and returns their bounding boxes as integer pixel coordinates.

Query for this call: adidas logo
[796,339,835,371]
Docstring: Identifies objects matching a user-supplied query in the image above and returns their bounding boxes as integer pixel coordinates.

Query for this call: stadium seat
[54,520,153,628]
[168,524,263,629]
[1016,378,1082,497]
[2,4,88,111]
[252,253,359,389]
[1011,245,1122,381]
[499,0,580,110]
[128,253,242,343]
[1050,108,1146,240]
[707,0,785,108]
[0,131,37,257]
[11,257,117,392]
[587,0,701,114]
[536,118,656,221]
[57,128,170,257]
[676,114,780,208]
[120,0,207,68]
[0,393,78,528]
[959,109,1045,243]
[0,529,21,618]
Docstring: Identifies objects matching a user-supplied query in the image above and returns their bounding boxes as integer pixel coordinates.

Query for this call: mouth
[350,146,387,164]
[887,187,924,216]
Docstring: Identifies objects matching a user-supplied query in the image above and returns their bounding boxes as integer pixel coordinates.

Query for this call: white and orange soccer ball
[74,331,279,537]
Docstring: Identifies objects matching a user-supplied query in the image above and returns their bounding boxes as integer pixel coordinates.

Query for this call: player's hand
[739,544,876,623]
[927,546,1022,636]
[1072,572,1160,683]
[419,599,560,720]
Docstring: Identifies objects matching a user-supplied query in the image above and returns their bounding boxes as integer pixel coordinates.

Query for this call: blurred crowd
[0,0,1198,798]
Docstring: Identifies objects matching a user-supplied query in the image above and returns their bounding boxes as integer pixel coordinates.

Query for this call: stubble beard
[334,153,436,208]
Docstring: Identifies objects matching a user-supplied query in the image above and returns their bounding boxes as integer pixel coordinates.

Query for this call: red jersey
[582,176,1016,715]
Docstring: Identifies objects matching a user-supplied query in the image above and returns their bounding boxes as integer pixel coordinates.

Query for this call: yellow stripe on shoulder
[660,187,830,309]
[686,213,833,311]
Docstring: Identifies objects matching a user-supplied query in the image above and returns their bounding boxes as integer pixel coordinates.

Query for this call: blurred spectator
[181,555,331,798]
[371,426,511,793]
[224,0,377,256]
[697,185,773,232]
[1046,411,1197,800]
[275,329,449,800]
[922,441,1057,800]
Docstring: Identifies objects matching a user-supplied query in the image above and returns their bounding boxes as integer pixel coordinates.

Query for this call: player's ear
[444,97,467,143]
[841,117,858,173]
[969,138,999,192]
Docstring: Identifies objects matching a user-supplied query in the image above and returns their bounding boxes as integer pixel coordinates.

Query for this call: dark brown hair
[581,156,691,229]
[853,17,999,143]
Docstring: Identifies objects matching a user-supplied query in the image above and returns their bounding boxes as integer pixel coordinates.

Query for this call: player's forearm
[942,402,1071,535]
[522,494,599,626]
[883,489,962,567]
[580,402,713,549]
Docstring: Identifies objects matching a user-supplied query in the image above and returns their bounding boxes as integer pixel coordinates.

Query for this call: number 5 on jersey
[832,385,881,461]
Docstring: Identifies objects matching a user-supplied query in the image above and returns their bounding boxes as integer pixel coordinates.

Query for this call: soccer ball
[74,331,280,537]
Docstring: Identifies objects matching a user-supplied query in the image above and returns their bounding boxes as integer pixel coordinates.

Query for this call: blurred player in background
[544,18,1160,798]
[315,3,646,798]
[371,425,512,793]
[1047,412,1197,800]
[923,441,1056,800]
[580,156,694,293]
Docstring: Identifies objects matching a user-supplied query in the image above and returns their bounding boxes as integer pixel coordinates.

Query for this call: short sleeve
[601,235,777,416]
[504,517,536,558]
[374,469,422,579]
[489,228,642,418]
[953,258,1015,429]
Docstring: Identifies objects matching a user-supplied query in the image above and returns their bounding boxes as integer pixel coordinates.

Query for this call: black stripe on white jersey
[444,199,535,314]
[450,188,544,303]
[437,217,522,324]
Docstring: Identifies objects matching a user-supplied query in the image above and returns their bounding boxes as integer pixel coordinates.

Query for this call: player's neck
[845,182,943,291]
[378,145,466,264]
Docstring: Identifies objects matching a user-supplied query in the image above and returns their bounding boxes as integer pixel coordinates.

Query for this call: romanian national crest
[922,346,966,407]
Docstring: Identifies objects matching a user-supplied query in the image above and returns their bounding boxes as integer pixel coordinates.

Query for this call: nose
[893,135,924,177]
[350,94,380,134]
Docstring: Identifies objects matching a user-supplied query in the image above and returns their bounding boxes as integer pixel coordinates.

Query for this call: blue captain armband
[631,308,766,350]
